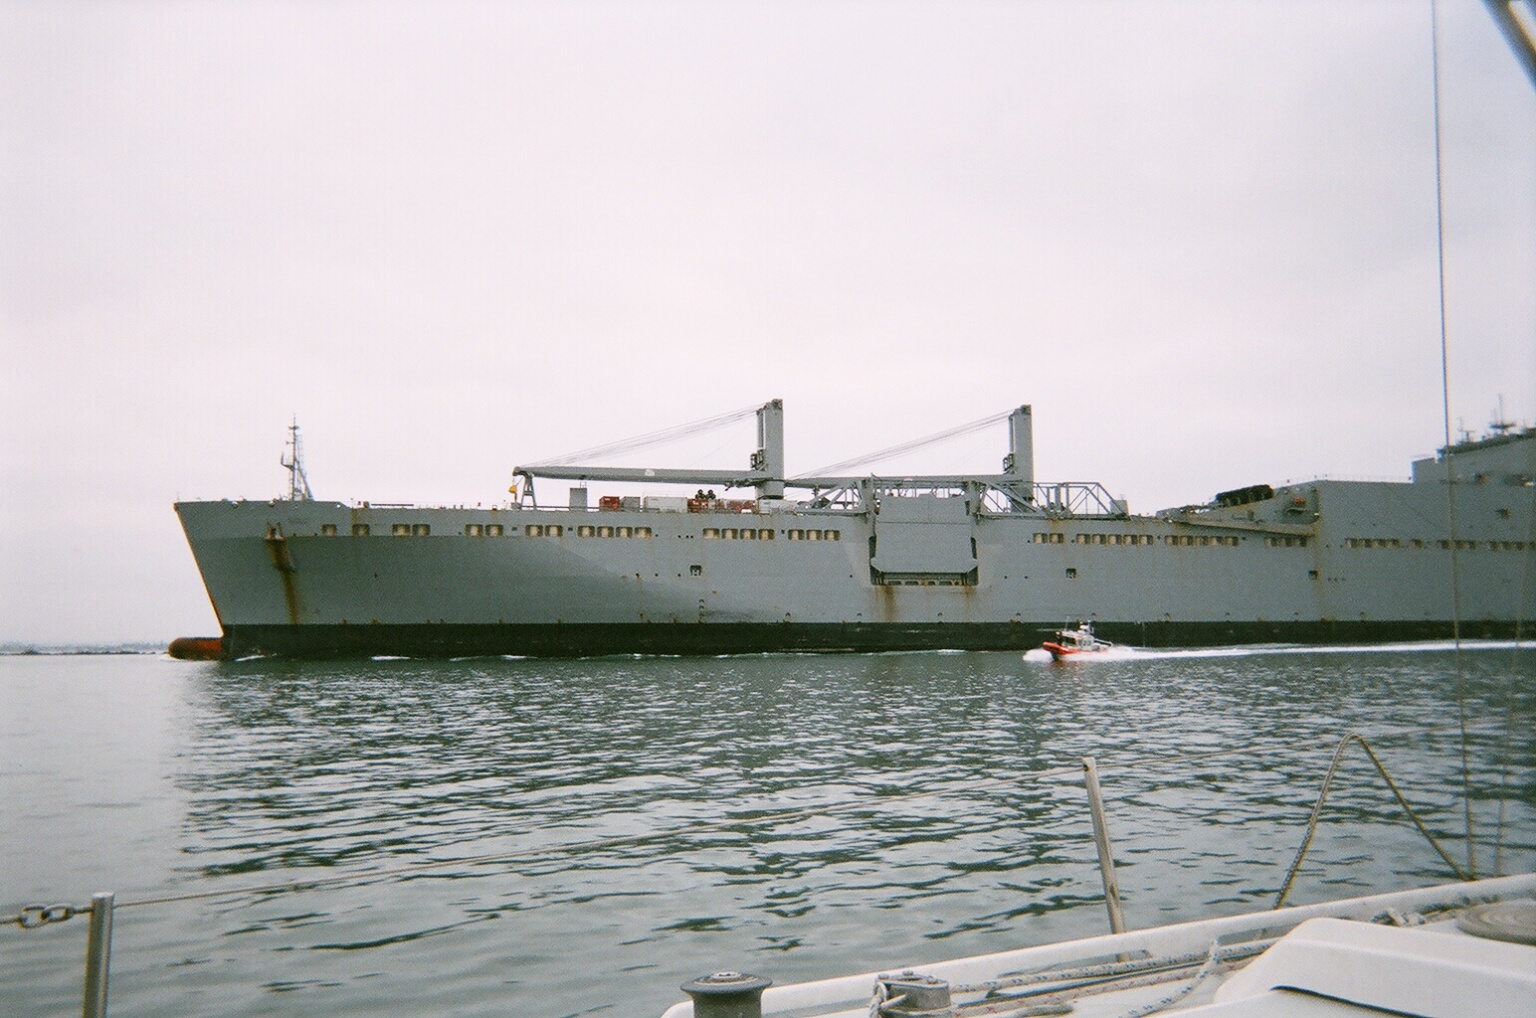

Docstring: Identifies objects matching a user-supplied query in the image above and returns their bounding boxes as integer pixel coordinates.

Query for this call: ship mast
[281,417,313,501]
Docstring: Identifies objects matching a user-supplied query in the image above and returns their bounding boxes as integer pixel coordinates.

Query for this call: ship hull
[176,432,1536,660]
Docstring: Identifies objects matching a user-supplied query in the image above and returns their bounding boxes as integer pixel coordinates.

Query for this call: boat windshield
[1063,627,1092,649]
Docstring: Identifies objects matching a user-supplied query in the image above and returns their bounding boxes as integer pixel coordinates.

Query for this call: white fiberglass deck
[659,874,1536,1018]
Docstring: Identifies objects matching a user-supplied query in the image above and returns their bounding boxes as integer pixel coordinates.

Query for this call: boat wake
[1023,645,1139,663]
[1025,638,1534,664]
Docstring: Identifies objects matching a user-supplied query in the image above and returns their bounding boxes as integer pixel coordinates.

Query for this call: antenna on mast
[1489,395,1515,436]
[281,417,313,501]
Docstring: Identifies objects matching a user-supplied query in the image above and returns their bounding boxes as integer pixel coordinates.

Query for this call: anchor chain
[8,903,90,929]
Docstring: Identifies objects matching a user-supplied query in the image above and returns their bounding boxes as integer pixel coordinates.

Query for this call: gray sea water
[2,645,1533,1018]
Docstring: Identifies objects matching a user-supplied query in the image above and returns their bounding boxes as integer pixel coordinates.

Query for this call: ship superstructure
[173,401,1535,659]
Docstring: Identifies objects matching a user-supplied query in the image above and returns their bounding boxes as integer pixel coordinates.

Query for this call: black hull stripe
[214,620,1521,660]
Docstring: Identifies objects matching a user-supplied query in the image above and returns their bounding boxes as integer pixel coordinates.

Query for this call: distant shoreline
[0,644,165,657]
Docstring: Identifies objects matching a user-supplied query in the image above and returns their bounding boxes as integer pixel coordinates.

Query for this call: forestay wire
[1427,0,1476,880]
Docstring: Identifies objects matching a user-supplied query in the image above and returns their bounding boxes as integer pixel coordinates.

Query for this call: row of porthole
[526,525,839,541]
[1033,532,1240,547]
[308,526,1527,552]
[320,524,448,537]
[321,524,465,537]
[699,528,842,541]
[324,523,645,538]
[1346,537,1532,551]
[571,525,653,538]
[317,523,839,540]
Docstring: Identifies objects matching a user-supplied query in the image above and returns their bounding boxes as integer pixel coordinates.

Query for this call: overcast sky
[3,0,1533,645]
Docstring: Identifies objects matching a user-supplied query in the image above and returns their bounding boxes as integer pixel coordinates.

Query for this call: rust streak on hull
[263,528,301,625]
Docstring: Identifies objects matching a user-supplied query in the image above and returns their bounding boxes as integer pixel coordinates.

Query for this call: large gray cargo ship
[174,401,1535,658]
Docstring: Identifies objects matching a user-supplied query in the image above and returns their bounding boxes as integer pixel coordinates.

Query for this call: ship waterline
[175,403,1536,659]
[210,621,1515,661]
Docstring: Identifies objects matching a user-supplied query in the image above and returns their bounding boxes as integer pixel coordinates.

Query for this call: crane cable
[799,409,1013,478]
[526,402,763,467]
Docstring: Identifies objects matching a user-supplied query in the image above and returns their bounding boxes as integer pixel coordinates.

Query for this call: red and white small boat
[1041,622,1115,660]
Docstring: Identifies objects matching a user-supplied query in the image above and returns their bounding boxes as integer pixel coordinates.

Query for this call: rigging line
[1428,0,1475,880]
[1494,476,1536,875]
[1273,732,1470,910]
[799,410,1012,478]
[525,402,763,468]
[947,944,1265,998]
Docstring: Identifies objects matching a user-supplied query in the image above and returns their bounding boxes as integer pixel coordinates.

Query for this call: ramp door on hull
[870,495,978,585]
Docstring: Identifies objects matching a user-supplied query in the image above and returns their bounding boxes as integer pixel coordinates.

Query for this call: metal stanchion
[1082,757,1126,934]
[82,892,114,1018]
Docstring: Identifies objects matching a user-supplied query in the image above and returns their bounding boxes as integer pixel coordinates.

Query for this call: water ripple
[1,646,1531,1017]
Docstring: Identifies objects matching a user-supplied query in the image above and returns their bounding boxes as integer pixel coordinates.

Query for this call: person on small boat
[1042,622,1113,660]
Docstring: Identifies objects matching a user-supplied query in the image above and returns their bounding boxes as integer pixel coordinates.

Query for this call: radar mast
[282,417,313,501]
